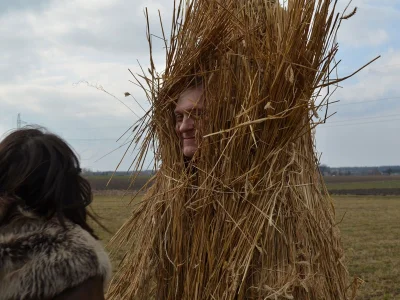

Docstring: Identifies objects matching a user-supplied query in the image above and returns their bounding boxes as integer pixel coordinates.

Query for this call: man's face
[174,86,204,158]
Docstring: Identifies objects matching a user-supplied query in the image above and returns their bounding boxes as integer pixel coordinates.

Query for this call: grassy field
[86,175,150,191]
[90,195,400,300]
[335,196,400,299]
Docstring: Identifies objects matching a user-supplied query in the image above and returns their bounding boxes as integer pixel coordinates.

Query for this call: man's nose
[179,116,195,133]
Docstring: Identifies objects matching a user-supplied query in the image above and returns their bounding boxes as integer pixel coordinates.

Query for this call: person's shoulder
[63,219,112,286]
[0,206,111,300]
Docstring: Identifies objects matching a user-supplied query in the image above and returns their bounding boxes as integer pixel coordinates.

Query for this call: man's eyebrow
[185,108,203,116]
[189,108,203,113]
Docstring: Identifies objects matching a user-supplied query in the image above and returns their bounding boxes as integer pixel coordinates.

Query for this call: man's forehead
[179,86,203,99]
[175,87,204,110]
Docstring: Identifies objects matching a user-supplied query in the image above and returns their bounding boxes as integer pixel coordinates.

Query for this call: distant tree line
[318,165,400,176]
[83,166,400,178]
[82,169,155,177]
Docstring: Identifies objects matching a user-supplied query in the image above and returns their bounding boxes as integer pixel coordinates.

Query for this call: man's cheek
[175,124,181,137]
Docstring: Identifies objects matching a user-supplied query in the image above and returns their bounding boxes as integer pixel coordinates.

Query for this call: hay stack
[108,1,370,299]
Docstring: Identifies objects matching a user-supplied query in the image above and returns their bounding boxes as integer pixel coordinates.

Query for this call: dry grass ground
[89,195,139,271]
[334,196,400,300]
[90,195,400,300]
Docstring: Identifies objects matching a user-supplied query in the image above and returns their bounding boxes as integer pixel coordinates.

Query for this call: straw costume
[108,1,372,299]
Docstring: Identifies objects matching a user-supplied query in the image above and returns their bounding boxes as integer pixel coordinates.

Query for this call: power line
[365,63,400,71]
[10,96,400,135]
[319,117,400,128]
[58,125,129,130]
[327,112,400,124]
[67,138,120,141]
[334,97,400,106]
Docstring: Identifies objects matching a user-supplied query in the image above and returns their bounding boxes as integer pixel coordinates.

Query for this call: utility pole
[17,113,27,129]
[17,113,21,129]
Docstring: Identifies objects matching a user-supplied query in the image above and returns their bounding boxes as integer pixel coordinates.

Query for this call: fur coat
[0,198,112,300]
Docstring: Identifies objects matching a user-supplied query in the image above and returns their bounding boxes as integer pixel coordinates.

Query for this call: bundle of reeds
[107,1,376,299]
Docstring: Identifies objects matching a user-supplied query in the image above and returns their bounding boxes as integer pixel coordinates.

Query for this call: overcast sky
[1,0,399,170]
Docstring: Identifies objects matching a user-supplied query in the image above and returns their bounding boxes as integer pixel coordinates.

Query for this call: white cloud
[0,0,52,16]
[333,48,400,107]
[0,0,170,170]
[315,46,400,166]
[336,0,399,48]
[342,29,389,48]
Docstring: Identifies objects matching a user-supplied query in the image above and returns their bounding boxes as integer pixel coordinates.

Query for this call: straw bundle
[108,1,373,299]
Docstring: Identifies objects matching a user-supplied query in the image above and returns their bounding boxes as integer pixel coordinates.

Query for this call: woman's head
[0,127,95,236]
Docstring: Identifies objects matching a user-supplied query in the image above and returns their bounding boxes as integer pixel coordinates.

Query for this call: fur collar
[0,198,111,300]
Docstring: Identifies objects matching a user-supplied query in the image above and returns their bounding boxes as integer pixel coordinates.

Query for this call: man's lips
[183,137,195,140]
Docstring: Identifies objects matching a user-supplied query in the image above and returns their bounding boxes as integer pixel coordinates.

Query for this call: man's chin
[183,146,197,158]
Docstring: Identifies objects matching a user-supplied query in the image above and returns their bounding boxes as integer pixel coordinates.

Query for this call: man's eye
[175,114,183,121]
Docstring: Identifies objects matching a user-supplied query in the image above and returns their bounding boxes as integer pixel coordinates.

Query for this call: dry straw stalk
[107,0,377,299]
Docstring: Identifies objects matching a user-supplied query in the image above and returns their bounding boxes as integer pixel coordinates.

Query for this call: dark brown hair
[0,127,98,238]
